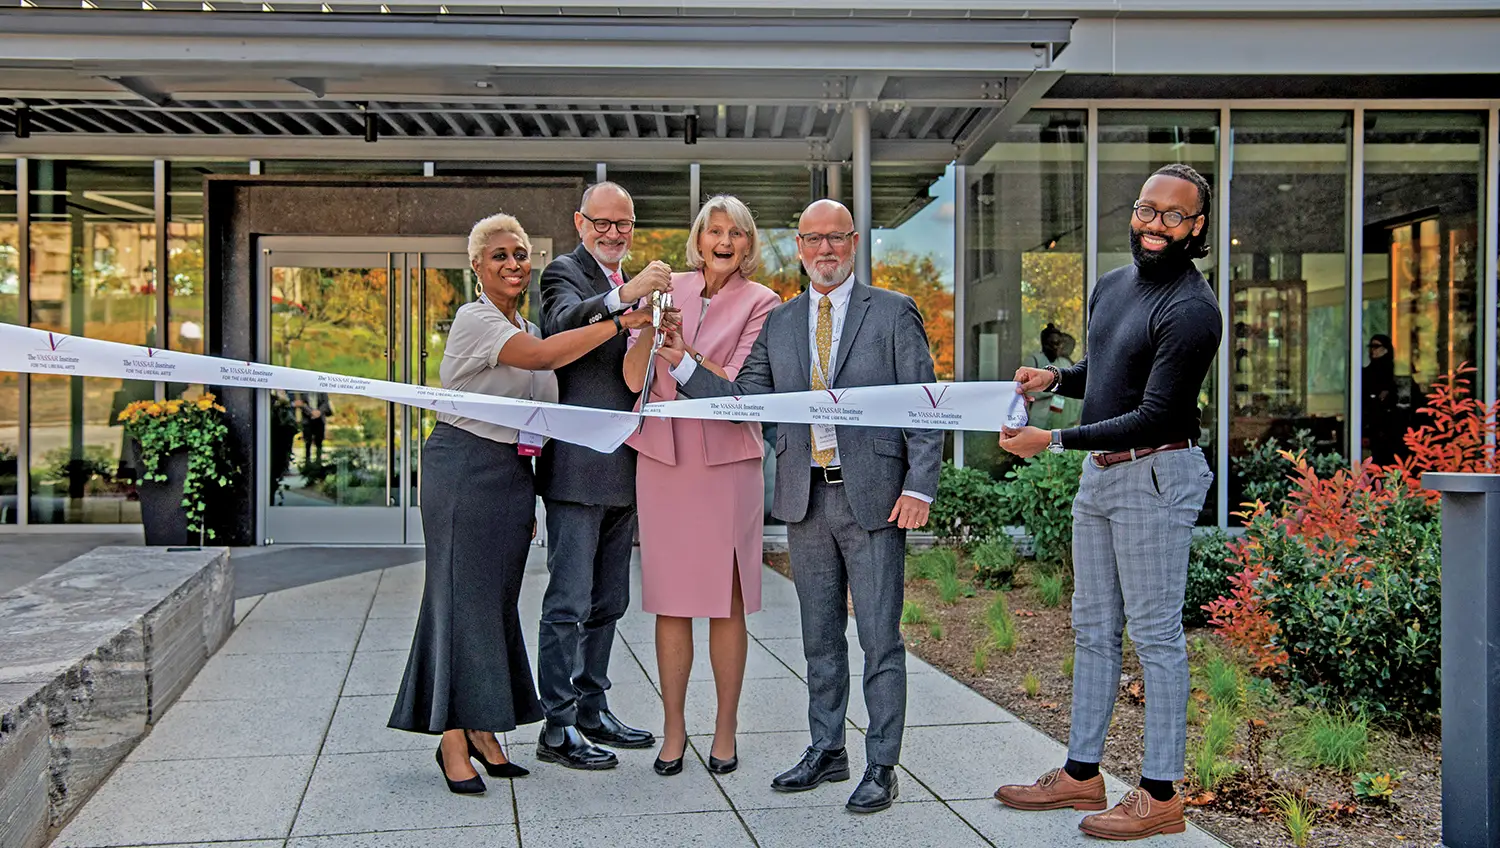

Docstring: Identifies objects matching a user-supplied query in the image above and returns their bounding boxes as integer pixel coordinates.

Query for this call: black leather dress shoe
[536,723,618,770]
[577,709,655,749]
[771,746,851,792]
[846,764,900,813]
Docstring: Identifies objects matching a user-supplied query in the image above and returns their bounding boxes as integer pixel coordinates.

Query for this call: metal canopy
[0,9,1068,166]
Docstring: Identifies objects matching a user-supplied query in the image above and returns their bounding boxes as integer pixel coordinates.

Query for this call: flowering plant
[117,393,232,540]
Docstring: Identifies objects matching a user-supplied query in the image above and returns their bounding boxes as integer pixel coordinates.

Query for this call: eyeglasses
[797,231,854,248]
[580,212,635,234]
[1133,202,1202,229]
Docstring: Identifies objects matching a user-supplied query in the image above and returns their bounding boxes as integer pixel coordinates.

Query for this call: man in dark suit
[291,391,333,464]
[657,199,943,813]
[535,181,673,770]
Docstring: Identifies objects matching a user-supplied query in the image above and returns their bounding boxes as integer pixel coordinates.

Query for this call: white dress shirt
[670,274,930,505]
[599,259,630,313]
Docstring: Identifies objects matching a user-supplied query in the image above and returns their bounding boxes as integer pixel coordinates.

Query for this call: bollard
[1422,472,1500,848]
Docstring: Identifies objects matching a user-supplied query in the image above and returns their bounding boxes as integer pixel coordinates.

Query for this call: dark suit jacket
[679,279,943,532]
[536,243,637,507]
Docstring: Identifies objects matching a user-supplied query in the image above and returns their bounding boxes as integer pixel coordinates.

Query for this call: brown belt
[1091,441,1193,468]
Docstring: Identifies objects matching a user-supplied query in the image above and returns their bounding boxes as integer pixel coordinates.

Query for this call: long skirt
[388,423,543,734]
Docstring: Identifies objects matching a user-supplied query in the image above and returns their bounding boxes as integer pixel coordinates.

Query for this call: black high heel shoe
[466,735,530,778]
[436,746,486,795]
[653,743,685,776]
[707,745,739,775]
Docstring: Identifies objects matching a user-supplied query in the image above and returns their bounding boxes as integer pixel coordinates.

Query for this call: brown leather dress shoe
[994,768,1107,812]
[1079,788,1186,840]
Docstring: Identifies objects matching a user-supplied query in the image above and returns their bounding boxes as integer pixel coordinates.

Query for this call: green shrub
[928,620,944,640]
[987,594,1018,653]
[1233,429,1345,508]
[935,569,974,605]
[1284,708,1370,773]
[1021,671,1041,697]
[1193,709,1239,790]
[1352,770,1404,804]
[1003,450,1084,567]
[1034,567,1067,608]
[927,460,1017,544]
[900,600,926,626]
[970,537,1022,589]
[1273,791,1318,847]
[905,547,956,581]
[1184,529,1237,627]
[1061,651,1074,678]
[1203,655,1244,715]
[973,642,990,675]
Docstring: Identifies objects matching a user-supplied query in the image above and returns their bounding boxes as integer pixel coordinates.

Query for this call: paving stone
[356,617,420,653]
[290,827,516,847]
[848,670,1019,730]
[898,722,1130,803]
[52,755,315,846]
[220,618,366,656]
[343,650,409,697]
[291,750,515,837]
[685,677,808,735]
[250,573,380,622]
[366,586,422,620]
[130,695,337,761]
[950,799,1228,846]
[512,747,730,822]
[638,637,797,685]
[234,595,264,625]
[593,680,665,738]
[114,842,282,848]
[739,800,990,848]
[324,695,434,754]
[520,811,753,848]
[178,652,351,703]
[693,729,935,811]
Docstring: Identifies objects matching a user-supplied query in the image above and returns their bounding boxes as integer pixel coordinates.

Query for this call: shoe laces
[1037,768,1061,788]
[1118,788,1151,817]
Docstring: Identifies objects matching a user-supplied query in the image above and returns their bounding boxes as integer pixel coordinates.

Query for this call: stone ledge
[0,547,234,847]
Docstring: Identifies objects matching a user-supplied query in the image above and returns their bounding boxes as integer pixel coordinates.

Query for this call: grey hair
[684,195,761,278]
[580,181,634,213]
[467,212,532,267]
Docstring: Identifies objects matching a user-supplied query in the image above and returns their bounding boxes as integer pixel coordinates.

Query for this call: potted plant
[117,393,233,546]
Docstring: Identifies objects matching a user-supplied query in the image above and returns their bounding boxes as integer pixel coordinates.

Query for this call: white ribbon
[0,324,1029,452]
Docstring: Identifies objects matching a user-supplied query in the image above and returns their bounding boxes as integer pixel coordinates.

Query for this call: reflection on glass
[874,166,956,382]
[409,266,472,509]
[28,161,158,524]
[1099,111,1221,524]
[266,266,392,508]
[1228,112,1352,513]
[962,109,1087,477]
[1,160,17,522]
[1361,112,1486,466]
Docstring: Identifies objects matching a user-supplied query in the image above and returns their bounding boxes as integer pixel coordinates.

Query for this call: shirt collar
[811,274,855,309]
[593,255,622,285]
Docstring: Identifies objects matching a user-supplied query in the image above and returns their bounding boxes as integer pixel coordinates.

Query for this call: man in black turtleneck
[993,164,1222,842]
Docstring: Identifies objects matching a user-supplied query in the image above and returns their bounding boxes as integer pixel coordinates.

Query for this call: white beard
[807,256,855,288]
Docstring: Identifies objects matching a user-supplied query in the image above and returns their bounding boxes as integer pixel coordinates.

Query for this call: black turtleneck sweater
[1056,261,1222,452]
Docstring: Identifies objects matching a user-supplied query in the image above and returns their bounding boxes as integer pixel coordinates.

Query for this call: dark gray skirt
[388,423,543,734]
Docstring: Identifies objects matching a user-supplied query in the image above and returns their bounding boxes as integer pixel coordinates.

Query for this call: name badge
[1050,394,1066,413]
[812,423,838,453]
[517,431,544,457]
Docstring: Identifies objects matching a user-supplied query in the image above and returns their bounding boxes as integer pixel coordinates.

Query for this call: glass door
[256,235,551,545]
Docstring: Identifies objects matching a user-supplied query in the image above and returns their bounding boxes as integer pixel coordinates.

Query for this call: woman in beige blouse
[389,213,657,795]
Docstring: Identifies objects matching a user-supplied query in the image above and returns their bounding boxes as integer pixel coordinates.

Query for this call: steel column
[1216,107,1232,529]
[1485,107,1498,416]
[953,163,968,468]
[1349,107,1365,466]
[852,103,871,285]
[15,158,29,528]
[689,162,701,222]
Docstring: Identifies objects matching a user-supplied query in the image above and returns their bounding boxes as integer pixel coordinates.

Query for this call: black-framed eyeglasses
[797,231,854,248]
[580,212,635,234]
[1133,202,1202,229]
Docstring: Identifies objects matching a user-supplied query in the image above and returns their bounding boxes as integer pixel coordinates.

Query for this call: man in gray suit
[536,181,673,770]
[657,199,942,813]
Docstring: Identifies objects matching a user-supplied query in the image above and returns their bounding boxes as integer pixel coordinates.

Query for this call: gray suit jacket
[679,280,943,532]
[537,243,637,507]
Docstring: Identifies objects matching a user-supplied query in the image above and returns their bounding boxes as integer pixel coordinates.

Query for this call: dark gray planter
[137,449,191,546]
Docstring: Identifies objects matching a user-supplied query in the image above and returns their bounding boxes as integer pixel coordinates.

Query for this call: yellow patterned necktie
[811,295,836,468]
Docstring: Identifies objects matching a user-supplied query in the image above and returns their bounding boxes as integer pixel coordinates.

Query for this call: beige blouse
[436,300,559,444]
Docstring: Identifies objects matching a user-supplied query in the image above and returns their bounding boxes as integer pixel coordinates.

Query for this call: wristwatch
[1047,429,1065,454]
[611,314,625,335]
[692,350,705,366]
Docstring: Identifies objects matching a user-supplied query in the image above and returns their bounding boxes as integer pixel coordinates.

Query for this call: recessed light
[1231,238,1240,246]
[1277,183,1292,191]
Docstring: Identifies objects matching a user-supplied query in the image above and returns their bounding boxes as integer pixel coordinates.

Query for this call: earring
[475,282,483,298]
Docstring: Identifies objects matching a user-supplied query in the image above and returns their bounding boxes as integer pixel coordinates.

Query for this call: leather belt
[812,465,844,485]
[1091,441,1193,468]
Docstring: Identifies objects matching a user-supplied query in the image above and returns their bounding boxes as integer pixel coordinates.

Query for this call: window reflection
[1,160,18,523]
[1228,112,1352,513]
[1361,111,1485,466]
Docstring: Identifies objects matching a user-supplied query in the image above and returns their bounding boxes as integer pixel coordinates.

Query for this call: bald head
[797,199,858,290]
[800,199,854,231]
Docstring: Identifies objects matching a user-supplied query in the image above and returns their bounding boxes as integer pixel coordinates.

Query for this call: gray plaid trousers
[1066,447,1212,781]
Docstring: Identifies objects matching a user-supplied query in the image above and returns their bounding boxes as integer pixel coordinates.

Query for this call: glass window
[961,109,1088,477]
[873,165,956,382]
[1361,112,1487,466]
[1228,111,1353,512]
[1099,110,1221,524]
[1,160,17,523]
[165,162,243,357]
[28,161,158,525]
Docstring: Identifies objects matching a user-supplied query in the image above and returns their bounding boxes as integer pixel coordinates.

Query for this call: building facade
[1,2,1497,543]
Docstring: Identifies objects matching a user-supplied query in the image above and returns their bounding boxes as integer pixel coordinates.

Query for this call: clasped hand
[996,365,1055,458]
[619,260,673,303]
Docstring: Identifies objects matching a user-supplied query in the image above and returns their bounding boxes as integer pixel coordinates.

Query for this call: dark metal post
[1423,472,1500,848]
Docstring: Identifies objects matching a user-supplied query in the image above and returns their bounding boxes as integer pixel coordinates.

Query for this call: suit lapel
[572,244,613,296]
[788,290,812,390]
[830,281,870,385]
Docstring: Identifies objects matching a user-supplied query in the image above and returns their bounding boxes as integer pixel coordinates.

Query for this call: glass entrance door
[256,236,552,545]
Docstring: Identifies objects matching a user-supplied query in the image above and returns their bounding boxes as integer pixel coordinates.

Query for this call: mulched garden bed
[765,551,1441,848]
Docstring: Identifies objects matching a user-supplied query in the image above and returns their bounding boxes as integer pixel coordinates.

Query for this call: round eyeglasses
[1133,202,1202,229]
[580,212,635,234]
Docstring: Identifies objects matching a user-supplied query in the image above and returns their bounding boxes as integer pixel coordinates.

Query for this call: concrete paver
[50,550,1226,848]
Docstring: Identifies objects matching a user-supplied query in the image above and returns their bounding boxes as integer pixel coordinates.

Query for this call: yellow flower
[201,392,217,403]
[213,404,225,412]
[165,400,183,414]
[197,398,214,410]
[146,403,163,416]
[117,409,130,422]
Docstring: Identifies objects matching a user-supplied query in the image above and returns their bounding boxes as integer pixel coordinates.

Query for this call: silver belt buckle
[819,466,844,484]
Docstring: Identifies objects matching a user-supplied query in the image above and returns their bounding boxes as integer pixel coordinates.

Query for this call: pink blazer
[626,270,782,467]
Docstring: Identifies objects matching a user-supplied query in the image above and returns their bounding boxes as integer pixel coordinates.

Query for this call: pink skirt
[636,418,763,618]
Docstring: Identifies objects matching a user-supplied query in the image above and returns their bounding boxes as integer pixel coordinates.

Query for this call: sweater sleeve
[1059,296,1220,451]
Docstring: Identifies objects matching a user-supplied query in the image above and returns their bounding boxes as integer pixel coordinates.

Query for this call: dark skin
[999,174,1204,458]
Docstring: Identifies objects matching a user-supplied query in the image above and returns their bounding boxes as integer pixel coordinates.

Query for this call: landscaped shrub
[970,536,1021,589]
[1184,529,1238,627]
[1233,429,1345,508]
[927,460,1016,544]
[1002,450,1084,567]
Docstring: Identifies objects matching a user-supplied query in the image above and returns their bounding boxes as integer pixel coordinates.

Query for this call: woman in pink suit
[623,195,782,777]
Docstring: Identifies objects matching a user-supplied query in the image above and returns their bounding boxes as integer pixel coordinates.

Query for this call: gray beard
[807,257,855,288]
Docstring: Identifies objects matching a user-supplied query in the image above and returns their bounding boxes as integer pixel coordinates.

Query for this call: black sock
[1063,758,1100,781]
[1139,777,1176,802]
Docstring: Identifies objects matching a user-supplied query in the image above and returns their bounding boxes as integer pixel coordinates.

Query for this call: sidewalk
[51,549,1225,847]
